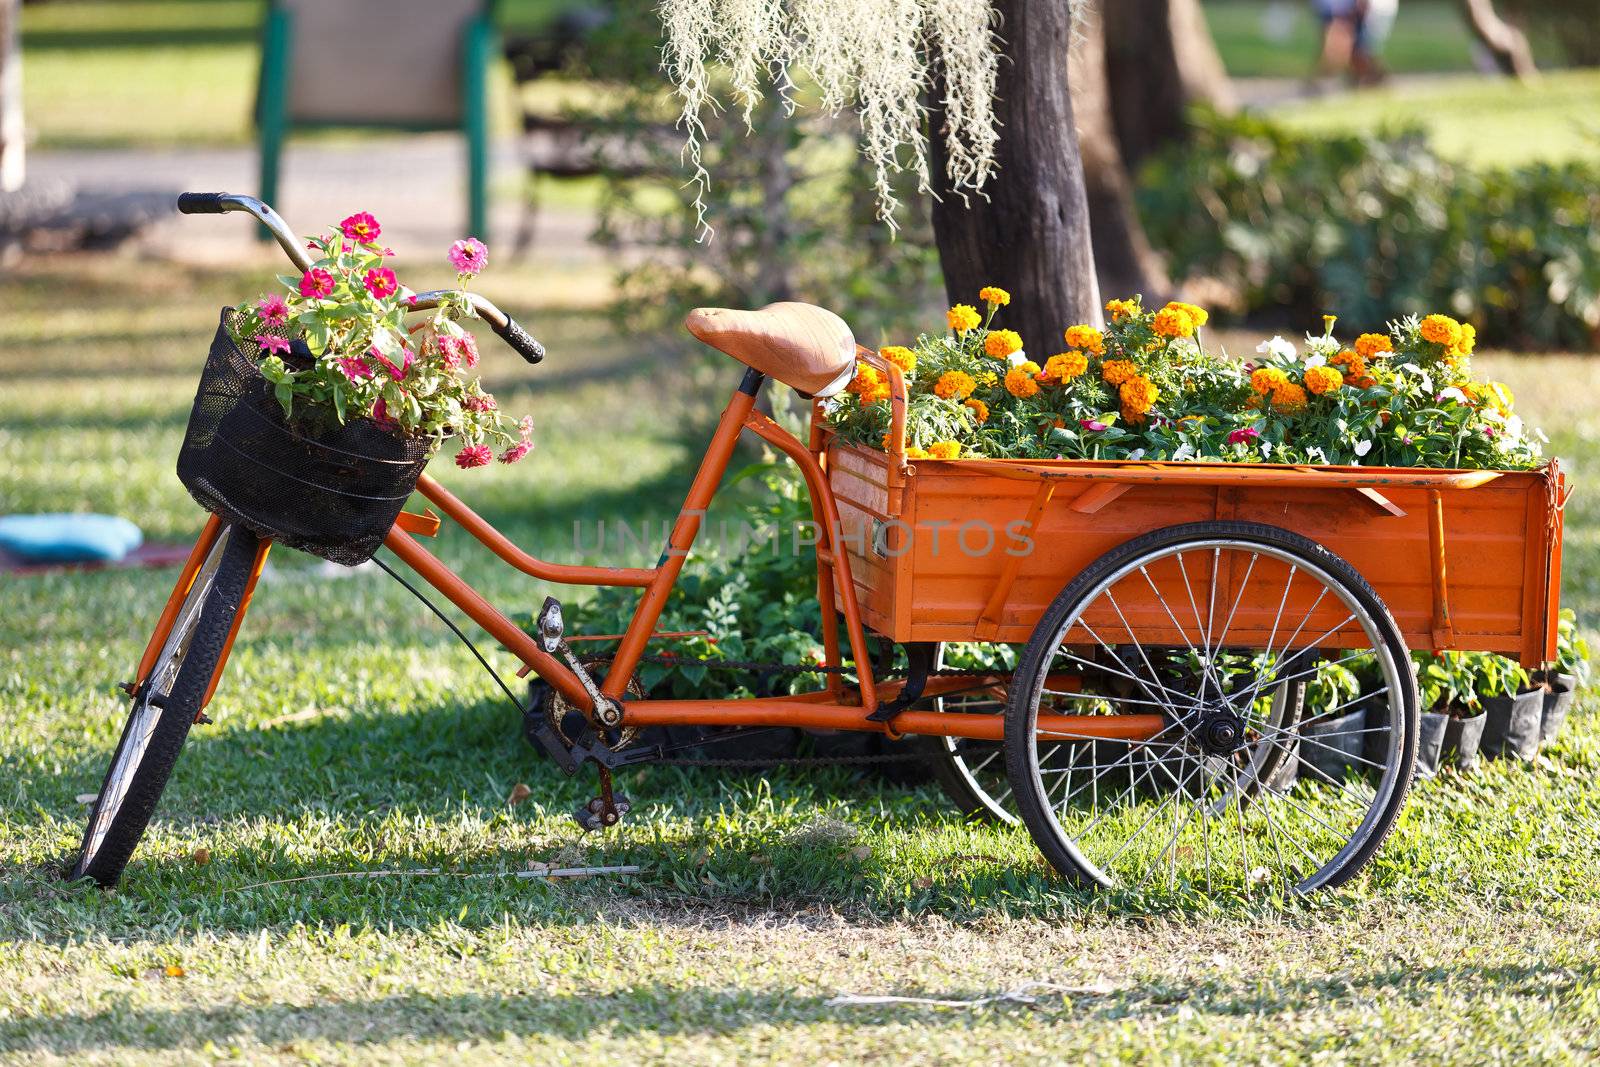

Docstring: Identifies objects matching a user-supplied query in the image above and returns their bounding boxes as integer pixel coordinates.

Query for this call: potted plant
[1298,657,1366,784]
[1532,609,1589,745]
[1476,654,1542,762]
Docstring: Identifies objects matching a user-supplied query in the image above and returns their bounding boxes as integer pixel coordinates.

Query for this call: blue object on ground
[0,514,144,563]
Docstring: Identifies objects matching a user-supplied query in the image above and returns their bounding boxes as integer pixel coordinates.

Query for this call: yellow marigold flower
[1119,375,1160,417]
[1250,367,1288,394]
[984,328,1023,359]
[1458,323,1476,355]
[947,304,981,333]
[1105,297,1140,322]
[1487,381,1514,416]
[1419,313,1462,348]
[976,370,998,387]
[1354,333,1393,361]
[978,286,1011,307]
[1271,382,1308,414]
[933,370,976,400]
[1042,351,1088,383]
[1005,361,1042,398]
[1166,301,1210,328]
[964,398,989,423]
[1304,365,1344,395]
[928,440,961,460]
[878,345,916,374]
[1102,359,1138,386]
[1063,324,1104,353]
[905,445,931,459]
[848,362,881,396]
[1152,306,1196,339]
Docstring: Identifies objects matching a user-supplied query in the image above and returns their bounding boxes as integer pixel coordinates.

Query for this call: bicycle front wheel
[68,523,260,887]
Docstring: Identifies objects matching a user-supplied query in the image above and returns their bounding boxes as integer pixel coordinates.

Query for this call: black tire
[924,643,1019,825]
[1005,521,1418,895]
[67,525,259,887]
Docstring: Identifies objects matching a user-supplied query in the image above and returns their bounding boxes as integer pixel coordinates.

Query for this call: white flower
[1353,439,1373,457]
[1303,353,1327,369]
[1261,440,1274,457]
[1172,443,1196,461]
[1305,446,1327,463]
[1257,335,1297,360]
[1127,448,1146,461]
[1439,386,1470,404]
[1007,350,1028,367]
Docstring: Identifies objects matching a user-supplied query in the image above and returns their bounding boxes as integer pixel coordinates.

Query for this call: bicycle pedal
[571,792,631,832]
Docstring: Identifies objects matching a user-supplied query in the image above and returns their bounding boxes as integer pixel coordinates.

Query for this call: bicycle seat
[685,302,857,397]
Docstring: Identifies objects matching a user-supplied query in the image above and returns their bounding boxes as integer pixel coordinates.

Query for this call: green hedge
[1137,113,1600,350]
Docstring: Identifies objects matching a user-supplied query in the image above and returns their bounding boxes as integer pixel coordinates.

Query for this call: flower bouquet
[825,289,1543,472]
[177,214,533,565]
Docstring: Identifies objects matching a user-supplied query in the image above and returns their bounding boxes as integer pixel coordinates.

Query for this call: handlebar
[177,192,545,364]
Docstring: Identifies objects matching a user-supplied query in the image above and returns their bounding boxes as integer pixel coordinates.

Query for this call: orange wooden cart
[69,194,1569,897]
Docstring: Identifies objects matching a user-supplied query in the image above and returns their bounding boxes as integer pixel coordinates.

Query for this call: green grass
[1203,0,1485,78]
[2,258,1599,1061]
[1271,67,1600,166]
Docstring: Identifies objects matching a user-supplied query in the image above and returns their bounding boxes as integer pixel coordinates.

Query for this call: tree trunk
[931,0,1102,345]
[0,0,22,192]
[1070,0,1170,302]
[1102,0,1186,172]
[1168,0,1235,113]
[1459,0,1538,79]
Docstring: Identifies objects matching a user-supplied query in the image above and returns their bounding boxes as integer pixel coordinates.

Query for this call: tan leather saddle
[685,302,857,397]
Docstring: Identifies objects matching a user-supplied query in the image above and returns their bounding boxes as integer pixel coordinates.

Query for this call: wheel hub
[1194,708,1246,755]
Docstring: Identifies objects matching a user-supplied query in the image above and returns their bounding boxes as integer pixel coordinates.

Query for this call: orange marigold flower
[1063,324,1104,353]
[1101,359,1138,386]
[1304,365,1344,395]
[984,328,1023,359]
[933,370,976,400]
[1419,313,1462,348]
[1041,351,1088,383]
[1250,367,1288,394]
[860,380,890,404]
[947,304,981,333]
[1005,361,1042,398]
[848,362,881,396]
[1271,382,1308,413]
[1165,300,1209,327]
[1105,297,1140,322]
[964,398,989,423]
[878,345,916,374]
[1354,333,1393,361]
[978,286,1011,307]
[928,440,961,460]
[1119,375,1160,417]
[1151,306,1196,339]
[1330,349,1367,378]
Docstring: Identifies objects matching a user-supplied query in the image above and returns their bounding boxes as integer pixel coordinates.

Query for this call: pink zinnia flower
[335,355,374,381]
[298,268,335,299]
[438,334,478,370]
[518,415,534,442]
[462,393,497,412]
[1079,418,1110,433]
[367,345,413,381]
[363,267,399,300]
[257,293,289,327]
[447,237,488,277]
[455,443,493,469]
[257,334,291,356]
[499,441,532,465]
[1227,427,1261,445]
[340,212,382,243]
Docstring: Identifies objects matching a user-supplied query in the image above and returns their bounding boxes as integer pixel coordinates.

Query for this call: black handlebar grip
[493,317,546,364]
[177,192,229,214]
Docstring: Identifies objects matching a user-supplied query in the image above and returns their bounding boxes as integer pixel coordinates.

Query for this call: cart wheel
[1004,521,1417,895]
[924,642,1021,825]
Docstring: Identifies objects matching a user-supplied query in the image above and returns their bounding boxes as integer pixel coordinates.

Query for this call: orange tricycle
[70,194,1567,895]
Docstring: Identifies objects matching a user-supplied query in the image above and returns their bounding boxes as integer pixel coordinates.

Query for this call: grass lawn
[2,257,1599,1062]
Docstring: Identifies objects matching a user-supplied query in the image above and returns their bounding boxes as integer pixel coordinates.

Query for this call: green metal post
[256,6,293,241]
[463,13,493,240]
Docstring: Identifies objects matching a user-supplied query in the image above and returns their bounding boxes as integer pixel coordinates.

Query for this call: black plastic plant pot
[1300,706,1367,785]
[1415,710,1449,777]
[1443,712,1487,773]
[1534,671,1579,744]
[1480,688,1545,762]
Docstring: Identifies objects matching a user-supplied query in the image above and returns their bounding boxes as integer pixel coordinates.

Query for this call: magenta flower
[257,293,289,327]
[371,396,397,430]
[298,268,335,299]
[335,355,374,382]
[1079,418,1110,432]
[367,344,413,381]
[1227,427,1261,445]
[340,212,382,244]
[363,267,399,300]
[438,333,478,370]
[499,441,532,465]
[257,334,291,356]
[461,393,497,412]
[448,237,488,277]
[455,443,493,469]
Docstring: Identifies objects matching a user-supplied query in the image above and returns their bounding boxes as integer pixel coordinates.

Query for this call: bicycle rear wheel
[68,524,260,887]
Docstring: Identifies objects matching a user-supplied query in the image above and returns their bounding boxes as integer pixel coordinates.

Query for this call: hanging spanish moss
[658,0,1001,236]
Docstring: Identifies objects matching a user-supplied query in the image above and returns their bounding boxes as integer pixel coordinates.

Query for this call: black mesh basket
[177,308,433,566]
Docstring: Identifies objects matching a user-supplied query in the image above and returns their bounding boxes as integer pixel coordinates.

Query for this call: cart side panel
[828,443,907,641]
